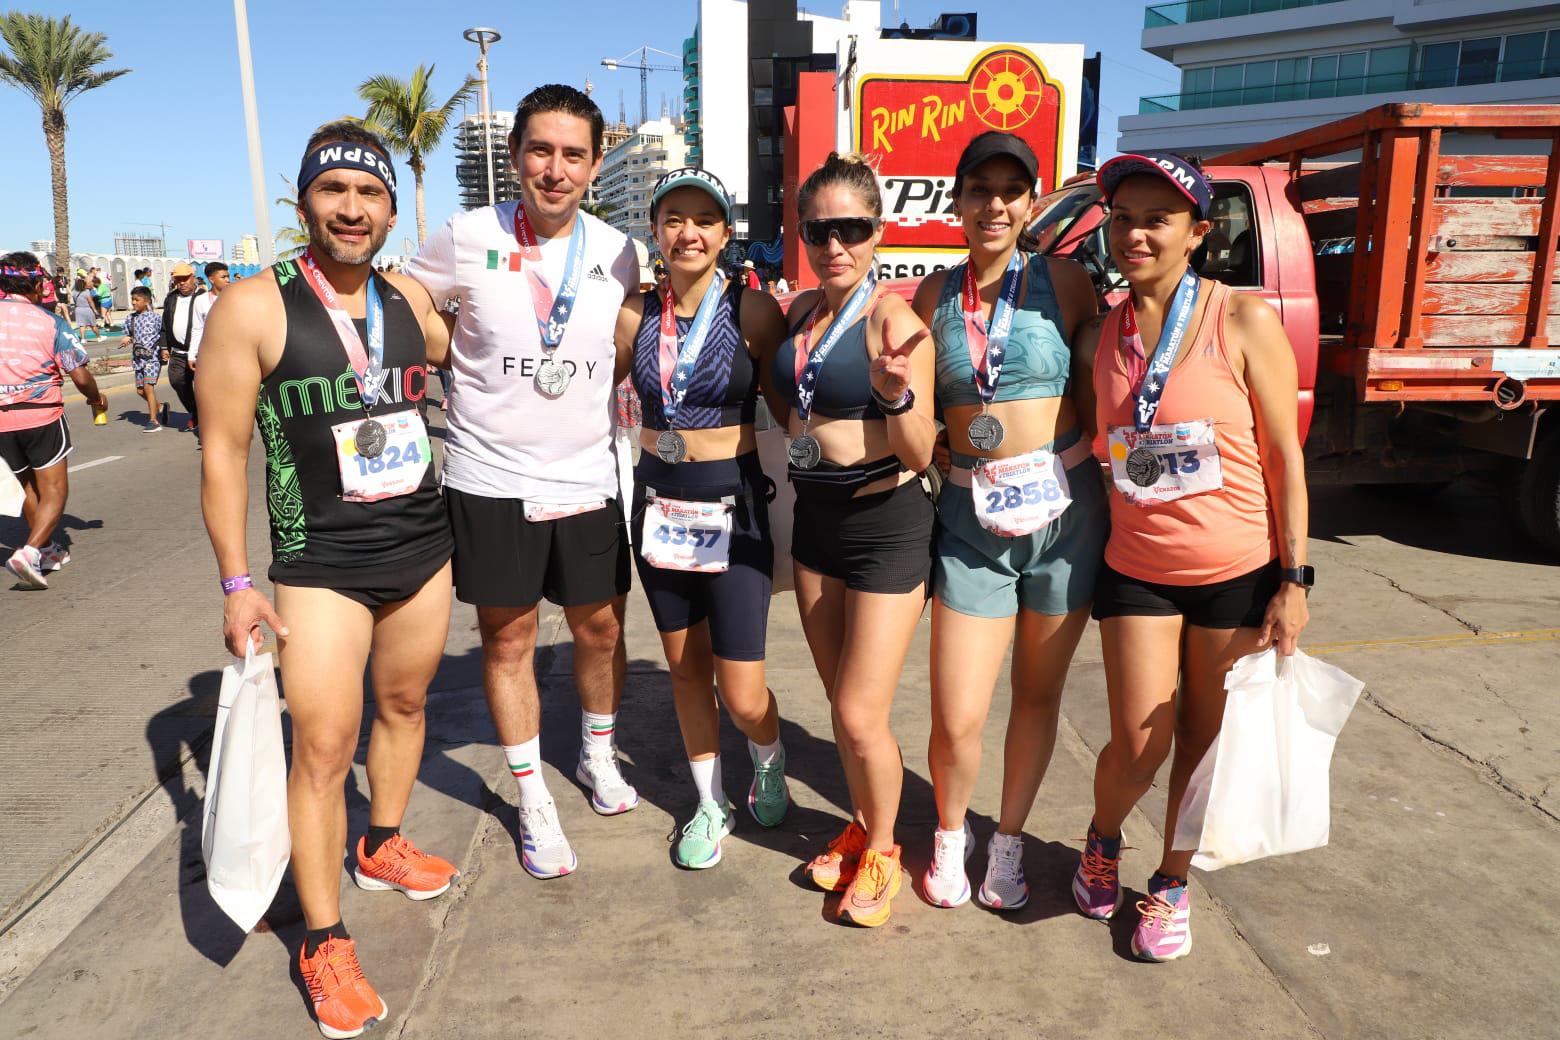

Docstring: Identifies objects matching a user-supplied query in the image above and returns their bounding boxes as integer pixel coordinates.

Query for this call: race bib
[1107,419,1224,505]
[330,412,431,503]
[641,495,732,573]
[524,500,607,523]
[971,449,1072,537]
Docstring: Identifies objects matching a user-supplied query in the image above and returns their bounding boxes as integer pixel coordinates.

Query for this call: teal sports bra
[933,253,1072,407]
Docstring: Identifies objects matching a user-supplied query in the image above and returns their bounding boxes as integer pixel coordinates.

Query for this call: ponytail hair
[797,151,882,220]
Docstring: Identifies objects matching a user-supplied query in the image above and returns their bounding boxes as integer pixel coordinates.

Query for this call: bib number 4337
[641,496,733,573]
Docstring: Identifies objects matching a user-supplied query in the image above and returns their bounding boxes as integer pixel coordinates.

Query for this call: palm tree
[273,175,309,260]
[357,64,476,244]
[0,14,129,266]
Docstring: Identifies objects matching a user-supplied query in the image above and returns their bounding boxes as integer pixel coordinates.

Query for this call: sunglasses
[799,217,879,247]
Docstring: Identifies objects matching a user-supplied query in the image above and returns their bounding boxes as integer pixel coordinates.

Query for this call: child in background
[121,286,164,431]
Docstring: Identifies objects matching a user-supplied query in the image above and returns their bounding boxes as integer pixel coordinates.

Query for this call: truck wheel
[1516,428,1560,556]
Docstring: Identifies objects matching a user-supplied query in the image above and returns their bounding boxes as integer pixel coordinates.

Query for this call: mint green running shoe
[675,799,735,870]
[747,749,790,827]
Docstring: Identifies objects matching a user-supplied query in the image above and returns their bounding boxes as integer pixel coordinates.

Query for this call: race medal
[356,417,387,459]
[1126,446,1162,487]
[967,413,1005,453]
[656,430,687,464]
[535,358,571,397]
[789,433,823,470]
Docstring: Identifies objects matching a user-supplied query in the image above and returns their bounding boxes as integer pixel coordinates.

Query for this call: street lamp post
[233,0,274,265]
[464,27,502,207]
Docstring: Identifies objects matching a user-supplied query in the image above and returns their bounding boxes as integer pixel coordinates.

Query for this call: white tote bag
[202,643,291,931]
[755,424,796,595]
[1173,648,1365,871]
[0,464,23,517]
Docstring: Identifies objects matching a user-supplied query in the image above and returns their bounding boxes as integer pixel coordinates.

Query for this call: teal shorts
[933,437,1109,619]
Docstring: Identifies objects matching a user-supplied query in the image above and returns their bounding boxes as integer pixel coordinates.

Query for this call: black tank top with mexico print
[257,259,450,575]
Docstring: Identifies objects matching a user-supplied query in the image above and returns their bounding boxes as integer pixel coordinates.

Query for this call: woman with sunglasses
[760,152,937,928]
[1071,153,1309,961]
[613,168,793,870]
[912,131,1107,912]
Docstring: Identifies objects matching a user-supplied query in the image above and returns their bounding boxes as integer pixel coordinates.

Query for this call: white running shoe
[922,819,975,908]
[517,798,577,879]
[6,546,47,589]
[38,543,70,572]
[978,831,1030,911]
[576,745,640,816]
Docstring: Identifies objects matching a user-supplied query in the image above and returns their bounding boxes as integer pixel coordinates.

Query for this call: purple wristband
[221,574,254,595]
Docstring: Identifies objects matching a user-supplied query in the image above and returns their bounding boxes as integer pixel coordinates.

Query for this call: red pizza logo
[970,52,1046,132]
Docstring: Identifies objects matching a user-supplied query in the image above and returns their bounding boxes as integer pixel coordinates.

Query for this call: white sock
[582,710,616,751]
[748,737,783,767]
[502,738,551,808]
[937,823,967,847]
[689,755,722,804]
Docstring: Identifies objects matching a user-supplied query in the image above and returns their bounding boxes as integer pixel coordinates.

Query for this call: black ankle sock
[363,825,400,859]
[1149,871,1187,892]
[303,920,349,959]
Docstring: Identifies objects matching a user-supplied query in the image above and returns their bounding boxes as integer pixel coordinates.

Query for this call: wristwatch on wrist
[872,386,915,416]
[1280,565,1315,591]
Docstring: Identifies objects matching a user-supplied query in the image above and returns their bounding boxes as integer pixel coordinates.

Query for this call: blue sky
[0,0,1177,257]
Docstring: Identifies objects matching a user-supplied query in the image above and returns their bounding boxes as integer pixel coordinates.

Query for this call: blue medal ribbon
[962,251,1025,404]
[1131,270,1201,432]
[795,271,877,424]
[660,272,728,429]
[514,205,587,354]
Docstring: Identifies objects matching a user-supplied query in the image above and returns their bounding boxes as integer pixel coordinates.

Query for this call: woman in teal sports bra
[910,131,1107,913]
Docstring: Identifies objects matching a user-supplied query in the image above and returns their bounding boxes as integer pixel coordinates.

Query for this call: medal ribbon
[792,271,878,423]
[961,251,1025,405]
[657,271,728,429]
[1125,269,1201,432]
[514,203,587,353]
[298,251,386,406]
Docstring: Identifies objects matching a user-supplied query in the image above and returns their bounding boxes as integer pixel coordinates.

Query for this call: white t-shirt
[187,291,219,364]
[407,202,638,503]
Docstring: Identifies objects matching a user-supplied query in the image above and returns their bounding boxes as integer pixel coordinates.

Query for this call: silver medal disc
[1126,446,1162,488]
[356,417,387,459]
[788,433,823,470]
[967,413,1005,453]
[535,358,571,397]
[656,430,687,464]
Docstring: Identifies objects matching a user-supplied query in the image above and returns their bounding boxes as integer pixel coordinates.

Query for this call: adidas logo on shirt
[586,264,608,282]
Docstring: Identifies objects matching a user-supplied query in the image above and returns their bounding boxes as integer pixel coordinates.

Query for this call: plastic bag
[1172,648,1364,871]
[0,464,22,517]
[202,642,291,931]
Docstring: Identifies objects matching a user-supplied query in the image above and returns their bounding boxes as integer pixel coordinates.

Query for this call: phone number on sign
[877,261,953,280]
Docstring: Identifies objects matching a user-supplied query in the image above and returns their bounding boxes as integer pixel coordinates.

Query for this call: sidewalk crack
[1355,565,1481,634]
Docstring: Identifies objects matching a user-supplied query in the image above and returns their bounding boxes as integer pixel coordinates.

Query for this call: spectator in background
[186,261,229,373]
[120,286,165,431]
[776,273,790,294]
[92,272,112,329]
[159,261,204,433]
[71,278,98,341]
[741,258,760,291]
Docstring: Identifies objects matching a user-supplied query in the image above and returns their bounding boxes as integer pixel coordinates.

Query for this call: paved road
[0,391,1555,1037]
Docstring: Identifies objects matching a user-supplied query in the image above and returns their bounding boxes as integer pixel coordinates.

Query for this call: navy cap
[650,167,732,223]
[1097,152,1212,218]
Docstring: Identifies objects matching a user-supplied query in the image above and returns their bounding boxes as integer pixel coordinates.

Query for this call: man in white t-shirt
[407,84,639,880]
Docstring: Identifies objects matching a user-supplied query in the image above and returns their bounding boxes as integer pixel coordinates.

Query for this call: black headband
[297,140,399,211]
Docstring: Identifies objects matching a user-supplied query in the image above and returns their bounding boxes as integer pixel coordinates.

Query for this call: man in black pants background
[160,261,204,433]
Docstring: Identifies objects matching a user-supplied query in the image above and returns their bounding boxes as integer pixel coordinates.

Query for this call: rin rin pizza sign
[846,41,1082,280]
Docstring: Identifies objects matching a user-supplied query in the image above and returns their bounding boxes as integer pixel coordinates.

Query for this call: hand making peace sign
[870,314,929,403]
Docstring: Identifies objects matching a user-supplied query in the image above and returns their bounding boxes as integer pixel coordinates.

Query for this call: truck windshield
[1030,184,1103,254]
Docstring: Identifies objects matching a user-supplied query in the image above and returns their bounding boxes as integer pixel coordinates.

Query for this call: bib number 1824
[354,441,423,476]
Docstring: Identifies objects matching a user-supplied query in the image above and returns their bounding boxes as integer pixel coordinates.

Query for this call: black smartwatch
[872,386,915,416]
[1280,565,1315,591]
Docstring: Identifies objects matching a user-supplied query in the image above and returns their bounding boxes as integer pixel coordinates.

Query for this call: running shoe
[837,845,904,928]
[297,936,387,1039]
[977,832,1029,911]
[517,798,577,879]
[575,745,640,815]
[806,819,867,892]
[1072,823,1125,920]
[1132,875,1193,962]
[38,543,70,572]
[921,820,974,908]
[5,546,47,589]
[674,799,736,869]
[352,833,459,900]
[747,748,789,827]
[144,423,163,433]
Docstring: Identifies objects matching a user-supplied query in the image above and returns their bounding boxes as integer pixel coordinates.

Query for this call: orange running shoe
[806,820,868,891]
[838,845,904,928]
[353,834,458,900]
[297,936,387,1039]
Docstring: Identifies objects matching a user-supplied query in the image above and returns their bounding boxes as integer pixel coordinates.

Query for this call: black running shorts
[1091,559,1281,630]
[0,414,72,474]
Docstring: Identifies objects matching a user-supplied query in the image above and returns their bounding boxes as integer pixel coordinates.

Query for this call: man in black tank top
[195,121,461,1040]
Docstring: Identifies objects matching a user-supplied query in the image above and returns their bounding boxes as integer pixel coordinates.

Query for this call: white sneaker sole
[977,881,1029,911]
[316,995,388,1039]
[1132,928,1194,962]
[922,872,971,908]
[521,847,578,880]
[576,761,639,816]
[351,868,454,901]
[677,810,735,870]
[6,557,46,589]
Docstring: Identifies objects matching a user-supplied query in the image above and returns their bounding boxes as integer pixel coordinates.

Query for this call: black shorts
[273,541,452,609]
[1092,559,1281,630]
[632,452,773,661]
[446,487,631,609]
[0,414,72,474]
[791,478,934,595]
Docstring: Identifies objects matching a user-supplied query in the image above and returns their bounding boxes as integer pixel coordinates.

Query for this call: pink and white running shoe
[921,820,974,908]
[1131,876,1193,962]
[1071,823,1124,920]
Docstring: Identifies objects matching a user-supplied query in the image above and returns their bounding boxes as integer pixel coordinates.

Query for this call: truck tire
[1516,428,1560,556]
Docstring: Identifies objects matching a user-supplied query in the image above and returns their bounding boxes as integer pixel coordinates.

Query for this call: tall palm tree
[273,175,309,260]
[0,14,129,266]
[357,64,476,244]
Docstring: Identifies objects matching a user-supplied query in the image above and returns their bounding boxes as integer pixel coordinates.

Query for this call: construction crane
[600,45,681,127]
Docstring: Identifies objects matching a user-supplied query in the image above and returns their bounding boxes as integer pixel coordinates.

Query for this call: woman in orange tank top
[1067,153,1312,963]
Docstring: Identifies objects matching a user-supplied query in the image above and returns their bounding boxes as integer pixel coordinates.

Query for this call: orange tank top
[1093,280,1275,585]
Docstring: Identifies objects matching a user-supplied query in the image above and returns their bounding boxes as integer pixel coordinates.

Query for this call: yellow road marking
[1308,628,1560,655]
